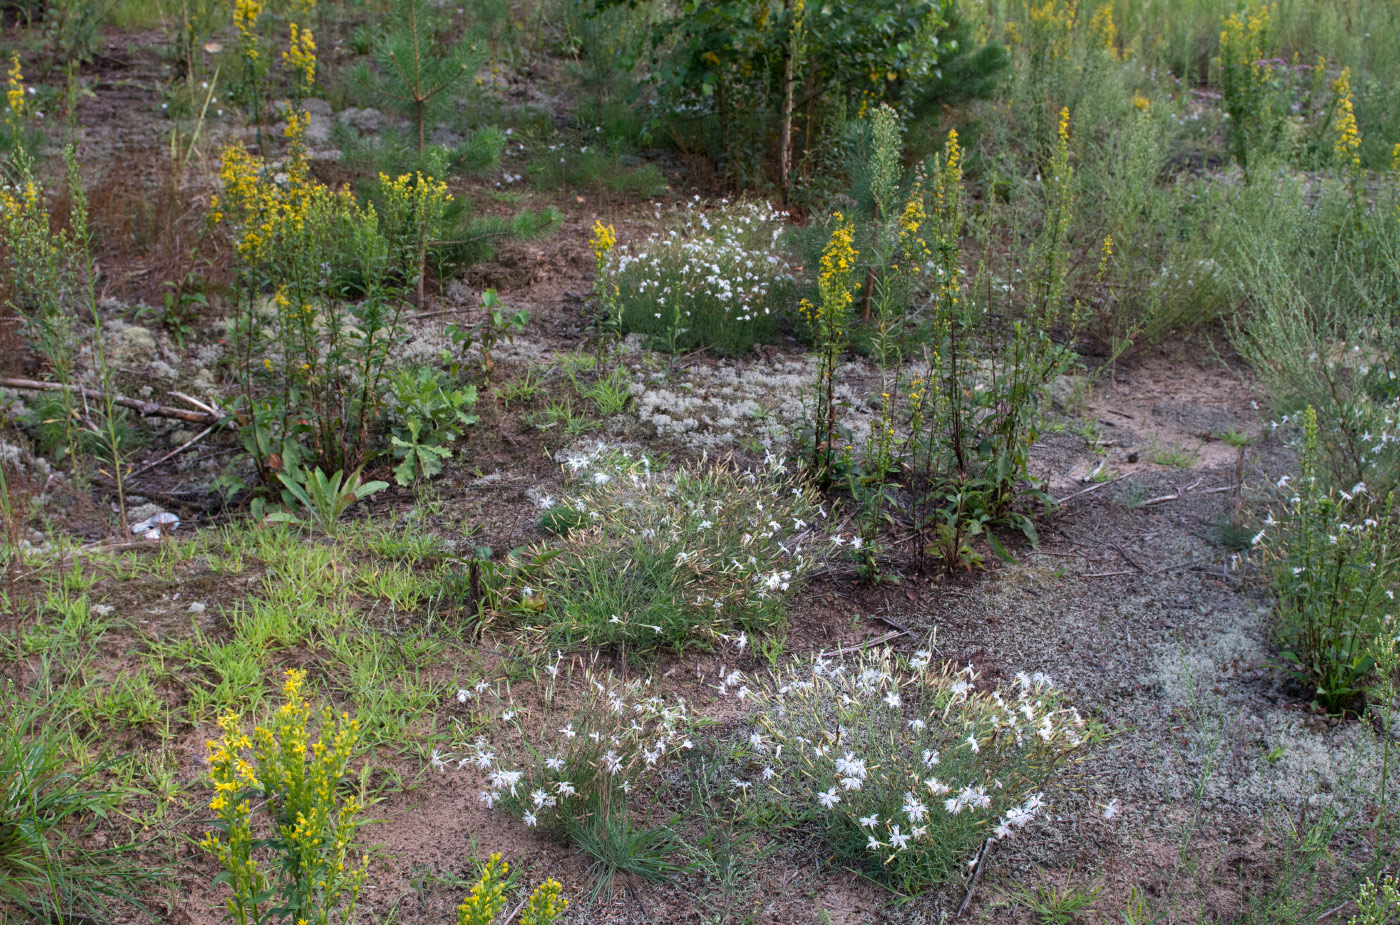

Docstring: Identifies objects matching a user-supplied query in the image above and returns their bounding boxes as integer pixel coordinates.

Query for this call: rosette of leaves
[387,365,478,486]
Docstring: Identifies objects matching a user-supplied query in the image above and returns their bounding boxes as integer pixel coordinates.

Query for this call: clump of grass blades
[0,692,157,919]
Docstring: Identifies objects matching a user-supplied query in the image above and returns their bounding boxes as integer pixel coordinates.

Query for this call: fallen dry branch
[90,474,223,513]
[1054,473,1130,505]
[127,424,215,479]
[817,629,906,660]
[957,837,995,917]
[0,377,227,425]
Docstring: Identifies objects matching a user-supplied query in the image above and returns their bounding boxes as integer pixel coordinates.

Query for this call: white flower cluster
[606,199,796,354]
[522,448,825,647]
[728,648,1093,891]
[452,671,693,832]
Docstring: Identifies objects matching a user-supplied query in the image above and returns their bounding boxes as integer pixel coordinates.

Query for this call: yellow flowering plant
[5,52,24,134]
[231,0,269,131]
[1215,3,1280,177]
[200,669,370,925]
[456,853,568,925]
[1,51,39,173]
[805,212,857,486]
[283,23,316,103]
[1330,66,1362,197]
[0,150,83,461]
[588,218,622,351]
[212,127,452,486]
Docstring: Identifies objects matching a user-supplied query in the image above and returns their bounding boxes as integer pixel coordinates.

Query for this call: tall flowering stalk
[1215,3,1278,177]
[200,669,370,925]
[231,0,268,140]
[1262,407,1399,715]
[1331,66,1364,213]
[283,22,316,105]
[0,154,80,463]
[804,213,857,487]
[589,219,621,354]
[4,52,23,151]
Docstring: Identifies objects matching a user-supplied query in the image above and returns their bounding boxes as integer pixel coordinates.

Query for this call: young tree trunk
[777,0,796,200]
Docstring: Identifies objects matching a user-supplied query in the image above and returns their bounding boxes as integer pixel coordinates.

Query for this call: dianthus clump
[732,646,1096,893]
[511,448,823,652]
[602,200,796,356]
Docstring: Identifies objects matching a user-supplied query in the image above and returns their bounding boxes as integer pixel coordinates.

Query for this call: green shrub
[1262,407,1399,715]
[387,365,479,487]
[735,647,1095,894]
[643,0,1003,190]
[604,200,795,356]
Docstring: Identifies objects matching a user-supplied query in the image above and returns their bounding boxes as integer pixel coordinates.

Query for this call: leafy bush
[601,200,795,356]
[1262,407,1399,715]
[642,0,1003,190]
[733,647,1094,894]
[200,669,371,925]
[515,447,821,652]
[387,365,479,486]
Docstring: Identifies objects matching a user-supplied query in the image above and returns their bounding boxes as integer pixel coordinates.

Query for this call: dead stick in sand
[0,377,225,425]
[127,425,214,479]
[957,838,994,917]
[1054,473,1130,505]
[818,630,906,660]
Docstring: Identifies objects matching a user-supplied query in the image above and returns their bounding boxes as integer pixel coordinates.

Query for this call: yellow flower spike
[234,0,263,60]
[283,23,316,93]
[521,878,568,925]
[1332,67,1361,171]
[5,52,23,126]
[1088,3,1117,58]
[590,219,616,267]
